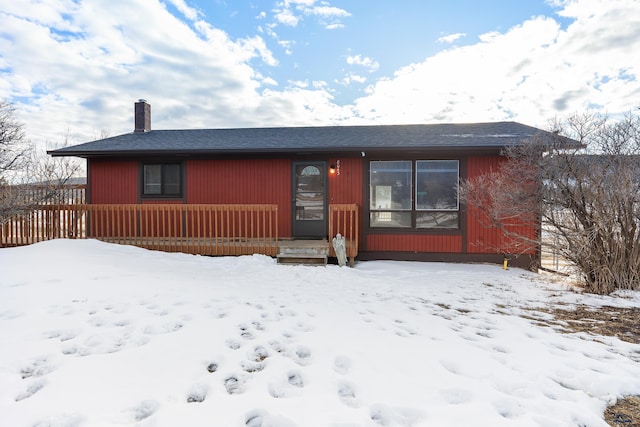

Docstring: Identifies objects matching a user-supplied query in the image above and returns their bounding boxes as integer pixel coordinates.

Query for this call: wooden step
[276,253,328,266]
[278,239,329,256]
[277,239,329,265]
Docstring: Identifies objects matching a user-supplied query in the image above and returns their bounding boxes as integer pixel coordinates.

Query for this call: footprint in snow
[245,409,296,427]
[20,357,55,379]
[494,398,525,419]
[186,383,208,403]
[296,320,314,332]
[249,345,270,362]
[369,404,426,426]
[61,344,78,355]
[251,320,265,331]
[129,400,159,421]
[241,360,265,373]
[292,345,312,366]
[224,376,245,395]
[281,331,296,342]
[239,324,256,340]
[268,371,304,399]
[269,340,287,354]
[333,355,351,375]
[440,388,473,405]
[287,370,304,388]
[15,379,45,402]
[143,321,183,335]
[226,339,242,350]
[337,381,359,407]
[113,319,130,327]
[45,329,78,341]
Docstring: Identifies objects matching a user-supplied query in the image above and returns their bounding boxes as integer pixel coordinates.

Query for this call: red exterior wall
[366,234,463,253]
[465,155,537,255]
[88,159,138,204]
[85,154,537,258]
[186,159,292,237]
[465,155,503,254]
[327,157,363,206]
[362,154,538,256]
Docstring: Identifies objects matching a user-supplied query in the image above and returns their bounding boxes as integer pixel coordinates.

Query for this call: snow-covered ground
[1,240,639,427]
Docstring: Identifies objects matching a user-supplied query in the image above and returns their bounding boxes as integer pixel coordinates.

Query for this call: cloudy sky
[1,0,639,146]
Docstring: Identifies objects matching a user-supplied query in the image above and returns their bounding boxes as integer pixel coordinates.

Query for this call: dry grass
[605,397,640,427]
[533,304,640,426]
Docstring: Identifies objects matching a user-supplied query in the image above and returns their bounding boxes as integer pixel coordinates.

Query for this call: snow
[1,240,639,427]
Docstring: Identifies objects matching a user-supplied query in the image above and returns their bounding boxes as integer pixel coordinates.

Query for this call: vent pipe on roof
[134,99,151,133]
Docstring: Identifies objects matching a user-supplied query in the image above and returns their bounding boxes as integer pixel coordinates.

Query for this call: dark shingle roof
[49,122,558,157]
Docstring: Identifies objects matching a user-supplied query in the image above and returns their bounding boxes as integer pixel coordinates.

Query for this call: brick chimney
[134,99,151,132]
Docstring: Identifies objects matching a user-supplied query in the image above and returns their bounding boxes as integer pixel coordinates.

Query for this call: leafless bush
[0,101,27,179]
[0,101,84,224]
[462,112,640,294]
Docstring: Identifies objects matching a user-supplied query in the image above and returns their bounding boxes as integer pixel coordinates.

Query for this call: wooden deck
[1,203,359,264]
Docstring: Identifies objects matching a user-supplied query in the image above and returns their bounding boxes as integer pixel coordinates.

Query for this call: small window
[142,163,182,197]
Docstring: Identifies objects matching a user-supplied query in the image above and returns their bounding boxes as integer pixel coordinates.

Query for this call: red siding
[186,159,292,237]
[328,157,364,245]
[367,234,462,253]
[465,155,537,255]
[141,200,183,204]
[89,159,138,204]
[327,157,363,206]
[466,155,501,253]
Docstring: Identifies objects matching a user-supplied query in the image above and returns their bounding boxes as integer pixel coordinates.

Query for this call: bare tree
[462,112,640,294]
[0,101,28,179]
[1,103,84,224]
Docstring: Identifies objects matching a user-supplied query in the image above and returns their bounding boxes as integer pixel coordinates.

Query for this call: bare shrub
[0,101,84,224]
[462,112,640,294]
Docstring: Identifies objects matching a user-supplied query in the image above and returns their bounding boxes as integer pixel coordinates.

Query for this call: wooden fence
[328,204,359,260]
[1,204,279,256]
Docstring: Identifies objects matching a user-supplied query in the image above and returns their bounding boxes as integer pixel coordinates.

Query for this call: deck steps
[277,239,329,266]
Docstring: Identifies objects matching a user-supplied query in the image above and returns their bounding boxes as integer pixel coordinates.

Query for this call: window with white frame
[369,160,459,229]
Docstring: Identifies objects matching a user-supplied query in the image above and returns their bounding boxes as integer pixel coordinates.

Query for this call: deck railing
[328,203,359,262]
[2,203,360,262]
[1,204,279,256]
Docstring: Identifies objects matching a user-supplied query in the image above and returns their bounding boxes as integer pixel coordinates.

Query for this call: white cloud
[274,8,300,26]
[240,36,279,66]
[353,0,640,127]
[342,74,367,85]
[1,0,638,147]
[166,0,202,21]
[346,55,380,72]
[438,32,466,44]
[0,0,287,143]
[311,5,351,18]
[324,23,344,30]
[271,0,350,29]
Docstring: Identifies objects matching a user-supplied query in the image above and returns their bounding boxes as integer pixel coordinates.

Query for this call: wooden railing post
[328,204,360,266]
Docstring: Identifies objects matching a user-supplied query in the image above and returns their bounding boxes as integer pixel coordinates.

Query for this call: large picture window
[142,163,182,197]
[369,160,459,229]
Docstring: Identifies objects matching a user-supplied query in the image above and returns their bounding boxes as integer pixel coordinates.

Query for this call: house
[48,100,553,268]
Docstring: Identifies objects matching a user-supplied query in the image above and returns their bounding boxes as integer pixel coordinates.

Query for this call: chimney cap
[137,98,148,103]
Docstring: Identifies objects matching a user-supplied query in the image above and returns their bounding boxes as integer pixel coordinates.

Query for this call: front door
[292,161,327,238]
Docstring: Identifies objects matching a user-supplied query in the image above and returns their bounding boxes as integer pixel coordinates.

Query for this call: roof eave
[48,144,508,158]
